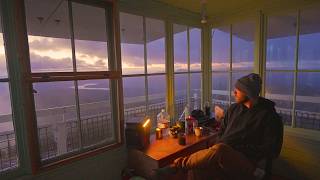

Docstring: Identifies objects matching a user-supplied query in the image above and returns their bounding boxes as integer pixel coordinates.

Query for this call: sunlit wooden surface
[128,132,217,178]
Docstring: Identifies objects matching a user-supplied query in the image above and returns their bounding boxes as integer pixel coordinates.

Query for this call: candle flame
[143,119,150,128]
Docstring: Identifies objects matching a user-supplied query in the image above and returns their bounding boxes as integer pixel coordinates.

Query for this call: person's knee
[214,143,229,152]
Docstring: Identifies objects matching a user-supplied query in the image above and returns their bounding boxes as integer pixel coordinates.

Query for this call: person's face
[233,88,249,104]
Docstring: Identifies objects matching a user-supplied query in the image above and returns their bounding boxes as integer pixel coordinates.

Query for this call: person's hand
[214,105,225,122]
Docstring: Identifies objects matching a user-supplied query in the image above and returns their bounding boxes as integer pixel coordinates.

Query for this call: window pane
[148,75,166,105]
[190,28,201,71]
[190,73,201,110]
[265,72,294,126]
[296,73,320,130]
[266,13,297,70]
[25,0,73,72]
[212,72,229,109]
[72,3,108,71]
[174,24,188,72]
[0,31,7,79]
[212,27,230,71]
[146,18,165,74]
[33,81,79,160]
[0,83,18,172]
[232,20,254,71]
[123,77,146,122]
[78,80,114,147]
[148,75,166,128]
[175,74,188,117]
[298,7,320,70]
[120,13,144,75]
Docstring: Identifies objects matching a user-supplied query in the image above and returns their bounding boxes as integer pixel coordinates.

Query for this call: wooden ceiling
[157,0,317,19]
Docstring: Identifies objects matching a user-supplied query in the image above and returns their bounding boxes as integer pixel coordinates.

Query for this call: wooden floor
[272,127,320,180]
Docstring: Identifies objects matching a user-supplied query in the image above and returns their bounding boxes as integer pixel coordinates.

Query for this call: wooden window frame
[1,0,124,175]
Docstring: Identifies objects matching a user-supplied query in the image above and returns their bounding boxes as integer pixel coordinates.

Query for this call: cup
[194,127,203,137]
[156,128,162,140]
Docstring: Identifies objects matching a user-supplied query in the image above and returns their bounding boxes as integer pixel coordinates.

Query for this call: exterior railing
[1,97,320,172]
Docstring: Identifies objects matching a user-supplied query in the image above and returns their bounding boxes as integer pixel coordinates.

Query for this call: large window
[25,0,119,164]
[173,24,202,118]
[0,15,18,171]
[120,13,166,128]
[212,20,255,110]
[265,13,297,126]
[266,8,320,130]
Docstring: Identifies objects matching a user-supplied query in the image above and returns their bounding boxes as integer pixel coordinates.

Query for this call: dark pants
[174,143,256,180]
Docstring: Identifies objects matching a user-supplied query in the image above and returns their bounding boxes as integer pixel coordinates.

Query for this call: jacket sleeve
[217,107,230,139]
[258,111,283,159]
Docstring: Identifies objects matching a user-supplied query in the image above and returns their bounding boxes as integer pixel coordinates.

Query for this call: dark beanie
[235,73,262,99]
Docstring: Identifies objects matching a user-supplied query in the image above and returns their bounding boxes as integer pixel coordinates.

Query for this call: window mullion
[187,27,191,107]
[292,10,301,128]
[68,1,83,149]
[143,16,149,115]
[229,24,233,105]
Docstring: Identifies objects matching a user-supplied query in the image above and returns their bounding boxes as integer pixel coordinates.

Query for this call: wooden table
[128,132,218,179]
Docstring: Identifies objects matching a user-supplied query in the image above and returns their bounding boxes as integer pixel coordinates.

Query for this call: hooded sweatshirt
[217,97,282,162]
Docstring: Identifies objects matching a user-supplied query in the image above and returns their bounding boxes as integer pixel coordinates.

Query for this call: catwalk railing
[1,97,320,172]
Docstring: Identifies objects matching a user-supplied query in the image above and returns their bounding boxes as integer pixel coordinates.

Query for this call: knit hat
[235,73,262,99]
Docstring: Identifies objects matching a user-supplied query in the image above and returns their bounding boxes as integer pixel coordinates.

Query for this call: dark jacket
[217,97,283,162]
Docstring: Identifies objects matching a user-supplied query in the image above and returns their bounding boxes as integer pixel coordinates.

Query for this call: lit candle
[143,118,150,128]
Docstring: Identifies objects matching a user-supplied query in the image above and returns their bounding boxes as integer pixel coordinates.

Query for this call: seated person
[154,73,283,180]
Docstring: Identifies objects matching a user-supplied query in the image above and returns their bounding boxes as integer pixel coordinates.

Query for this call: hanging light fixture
[200,0,208,24]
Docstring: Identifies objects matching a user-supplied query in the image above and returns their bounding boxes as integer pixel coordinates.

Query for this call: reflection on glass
[212,73,229,108]
[120,13,144,75]
[266,13,297,70]
[33,81,79,160]
[72,3,108,71]
[296,72,320,129]
[232,20,254,71]
[78,80,113,147]
[265,72,293,125]
[299,7,320,70]
[25,0,73,72]
[190,28,201,71]
[212,26,230,71]
[174,24,188,72]
[191,73,201,109]
[0,83,18,172]
[146,18,165,73]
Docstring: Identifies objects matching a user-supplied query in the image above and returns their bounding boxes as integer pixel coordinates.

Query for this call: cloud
[29,36,109,69]
[30,52,73,72]
[28,36,70,52]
